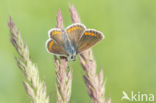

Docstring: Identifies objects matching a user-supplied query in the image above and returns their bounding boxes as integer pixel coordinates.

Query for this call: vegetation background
[0,0,156,103]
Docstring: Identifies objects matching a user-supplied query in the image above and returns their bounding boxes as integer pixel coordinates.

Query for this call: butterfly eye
[70,55,76,61]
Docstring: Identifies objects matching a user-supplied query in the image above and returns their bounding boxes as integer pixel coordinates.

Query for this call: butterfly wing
[77,29,104,53]
[48,28,65,46]
[65,23,86,48]
[46,39,68,56]
[47,28,68,56]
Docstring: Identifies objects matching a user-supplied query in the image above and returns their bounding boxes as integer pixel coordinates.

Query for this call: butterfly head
[68,55,76,61]
[66,46,77,61]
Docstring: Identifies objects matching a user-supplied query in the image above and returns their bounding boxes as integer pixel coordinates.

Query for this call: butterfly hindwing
[66,23,86,48]
[46,39,68,56]
[77,29,104,53]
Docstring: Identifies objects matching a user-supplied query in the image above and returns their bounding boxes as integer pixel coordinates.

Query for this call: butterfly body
[62,30,77,60]
[46,23,104,61]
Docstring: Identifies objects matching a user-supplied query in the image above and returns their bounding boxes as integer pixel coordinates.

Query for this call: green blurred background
[0,0,156,103]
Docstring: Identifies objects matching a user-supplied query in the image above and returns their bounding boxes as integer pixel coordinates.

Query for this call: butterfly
[46,23,104,61]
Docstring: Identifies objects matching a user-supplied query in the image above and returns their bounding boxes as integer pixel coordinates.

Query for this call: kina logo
[121,91,155,102]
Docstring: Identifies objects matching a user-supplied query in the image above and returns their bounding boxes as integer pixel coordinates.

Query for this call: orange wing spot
[84,32,97,37]
[84,32,91,36]
[84,32,88,35]
[75,26,81,30]
[67,28,72,32]
[72,27,75,31]
[91,33,94,36]
[91,33,96,36]
[51,31,61,36]
[74,27,77,30]
[48,40,54,51]
[67,26,81,33]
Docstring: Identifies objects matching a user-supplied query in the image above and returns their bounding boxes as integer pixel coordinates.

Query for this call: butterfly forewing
[66,23,86,48]
[77,29,104,53]
[48,28,65,46]
[46,39,68,56]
